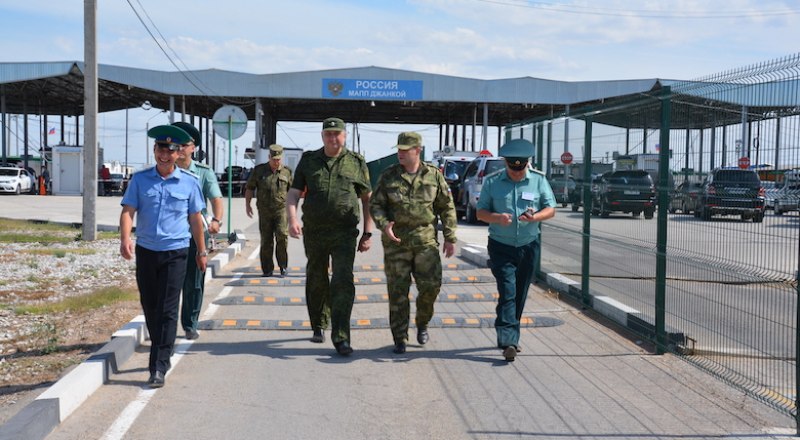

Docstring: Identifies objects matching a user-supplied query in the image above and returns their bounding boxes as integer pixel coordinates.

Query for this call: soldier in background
[369,132,457,354]
[172,121,224,341]
[245,144,293,277]
[286,117,373,356]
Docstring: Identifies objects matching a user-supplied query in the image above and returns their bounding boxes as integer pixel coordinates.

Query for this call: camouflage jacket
[291,147,370,229]
[245,163,293,209]
[370,162,457,246]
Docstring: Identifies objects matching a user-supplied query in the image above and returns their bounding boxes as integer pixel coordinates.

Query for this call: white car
[456,156,506,224]
[0,167,34,195]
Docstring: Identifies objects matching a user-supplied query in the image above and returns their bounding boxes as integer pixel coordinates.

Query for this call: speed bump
[226,275,495,287]
[199,315,563,330]
[215,292,501,306]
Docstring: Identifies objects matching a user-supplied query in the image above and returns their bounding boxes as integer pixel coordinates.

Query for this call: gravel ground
[0,232,141,422]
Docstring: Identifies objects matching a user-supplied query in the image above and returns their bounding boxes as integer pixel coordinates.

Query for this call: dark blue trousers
[487,238,539,349]
[135,245,188,375]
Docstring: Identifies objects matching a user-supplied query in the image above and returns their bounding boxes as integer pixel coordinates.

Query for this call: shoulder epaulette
[179,168,200,179]
[194,162,211,169]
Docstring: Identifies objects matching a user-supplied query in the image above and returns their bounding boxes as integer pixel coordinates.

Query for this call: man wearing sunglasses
[476,139,556,362]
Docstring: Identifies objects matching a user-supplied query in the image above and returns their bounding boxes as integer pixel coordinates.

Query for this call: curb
[458,244,685,348]
[0,230,248,440]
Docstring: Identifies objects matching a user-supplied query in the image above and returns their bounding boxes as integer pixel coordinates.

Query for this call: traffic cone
[38,176,46,195]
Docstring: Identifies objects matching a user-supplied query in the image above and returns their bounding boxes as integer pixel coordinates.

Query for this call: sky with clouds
[2,0,799,169]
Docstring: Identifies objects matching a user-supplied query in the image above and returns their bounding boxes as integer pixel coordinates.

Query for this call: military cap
[394,132,422,150]
[322,117,345,132]
[171,121,201,148]
[499,139,534,164]
[147,125,191,151]
[269,144,284,159]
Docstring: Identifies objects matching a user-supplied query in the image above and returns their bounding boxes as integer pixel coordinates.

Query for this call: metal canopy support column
[625,127,630,155]
[536,123,544,172]
[169,96,175,124]
[82,0,98,241]
[482,103,489,150]
[471,105,477,151]
[721,126,727,167]
[547,122,553,178]
[580,114,592,308]
[699,128,704,175]
[1,89,6,165]
[683,129,690,181]
[710,125,716,171]
[774,117,782,171]
[563,105,570,154]
[741,106,748,159]
[255,99,266,165]
[23,105,29,170]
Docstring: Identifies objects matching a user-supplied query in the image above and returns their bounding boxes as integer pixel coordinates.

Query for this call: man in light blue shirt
[476,139,556,362]
[119,124,207,388]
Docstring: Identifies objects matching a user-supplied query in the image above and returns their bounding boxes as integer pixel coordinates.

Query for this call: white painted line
[248,245,260,261]
[101,272,243,440]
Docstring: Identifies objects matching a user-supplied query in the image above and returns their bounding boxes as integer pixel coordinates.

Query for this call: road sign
[738,156,751,169]
[561,152,573,165]
[212,105,248,140]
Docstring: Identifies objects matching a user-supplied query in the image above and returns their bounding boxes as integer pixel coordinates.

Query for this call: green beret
[147,125,191,151]
[171,122,201,148]
[394,132,422,150]
[322,117,345,132]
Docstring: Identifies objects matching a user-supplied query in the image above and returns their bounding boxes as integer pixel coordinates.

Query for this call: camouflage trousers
[258,206,288,273]
[383,241,442,344]
[303,227,357,344]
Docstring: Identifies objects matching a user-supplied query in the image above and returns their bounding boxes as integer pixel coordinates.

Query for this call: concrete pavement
[0,194,795,439]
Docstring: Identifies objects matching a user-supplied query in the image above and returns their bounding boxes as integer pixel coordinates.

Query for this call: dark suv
[592,170,656,219]
[695,168,765,222]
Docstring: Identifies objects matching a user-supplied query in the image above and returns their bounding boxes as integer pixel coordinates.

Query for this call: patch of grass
[20,248,96,257]
[97,231,119,240]
[0,219,80,244]
[14,287,139,315]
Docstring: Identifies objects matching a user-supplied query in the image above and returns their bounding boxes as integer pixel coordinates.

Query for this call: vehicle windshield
[0,169,19,177]
[607,173,652,185]
[484,160,505,176]
[714,170,760,183]
[444,161,468,178]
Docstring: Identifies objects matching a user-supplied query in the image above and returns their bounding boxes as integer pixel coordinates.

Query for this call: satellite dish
[212,105,248,140]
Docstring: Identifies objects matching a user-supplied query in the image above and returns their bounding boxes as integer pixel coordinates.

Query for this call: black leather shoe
[310,329,325,343]
[280,267,288,276]
[393,342,407,354]
[262,270,273,277]
[502,346,517,362]
[334,341,353,356]
[416,326,429,345]
[147,371,165,388]
[185,329,200,340]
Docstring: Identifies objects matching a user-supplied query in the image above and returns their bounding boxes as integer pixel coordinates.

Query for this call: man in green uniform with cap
[172,121,224,340]
[286,117,374,356]
[370,131,457,354]
[476,139,556,362]
[246,144,293,277]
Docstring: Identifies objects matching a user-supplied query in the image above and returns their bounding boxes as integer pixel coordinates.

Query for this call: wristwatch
[362,232,372,239]
[197,250,209,257]
[211,217,222,226]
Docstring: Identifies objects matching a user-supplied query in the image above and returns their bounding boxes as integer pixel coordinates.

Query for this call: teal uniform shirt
[187,160,222,218]
[476,169,556,247]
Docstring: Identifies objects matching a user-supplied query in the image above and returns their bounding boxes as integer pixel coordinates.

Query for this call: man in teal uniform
[172,121,224,341]
[245,144,293,277]
[119,124,207,387]
[370,132,458,354]
[286,117,374,356]
[476,139,556,362]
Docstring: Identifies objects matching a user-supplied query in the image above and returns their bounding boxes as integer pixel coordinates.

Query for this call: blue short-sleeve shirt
[476,169,556,247]
[121,166,206,252]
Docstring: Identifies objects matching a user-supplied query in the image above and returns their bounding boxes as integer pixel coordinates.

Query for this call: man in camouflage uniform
[286,117,374,356]
[370,132,457,354]
[173,122,224,341]
[246,144,293,277]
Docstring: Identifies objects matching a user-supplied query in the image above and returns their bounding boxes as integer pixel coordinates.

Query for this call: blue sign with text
[322,78,423,101]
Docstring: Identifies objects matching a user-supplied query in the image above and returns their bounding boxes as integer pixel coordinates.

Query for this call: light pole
[124,108,128,175]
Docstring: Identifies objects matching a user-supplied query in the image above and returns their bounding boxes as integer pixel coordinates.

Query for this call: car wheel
[465,202,478,224]
[600,199,610,218]
[14,184,21,195]
[668,205,676,214]
[571,204,579,212]
[701,206,711,221]
[632,211,641,218]
[754,212,764,223]
[644,208,654,219]
[775,206,784,216]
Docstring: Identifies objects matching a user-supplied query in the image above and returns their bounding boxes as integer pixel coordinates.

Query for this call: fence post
[655,86,672,355]
[580,115,593,308]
